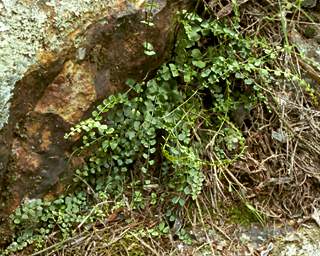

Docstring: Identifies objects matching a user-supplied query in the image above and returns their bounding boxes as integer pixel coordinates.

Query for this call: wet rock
[0,0,194,244]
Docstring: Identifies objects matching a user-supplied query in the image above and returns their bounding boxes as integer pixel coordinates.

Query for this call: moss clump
[229,204,265,227]
[303,25,317,38]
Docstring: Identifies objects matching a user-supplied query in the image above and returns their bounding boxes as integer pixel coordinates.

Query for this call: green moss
[303,25,317,38]
[229,204,265,226]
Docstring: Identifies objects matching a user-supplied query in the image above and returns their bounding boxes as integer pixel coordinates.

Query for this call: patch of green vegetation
[229,203,266,227]
[3,4,309,255]
[303,25,317,38]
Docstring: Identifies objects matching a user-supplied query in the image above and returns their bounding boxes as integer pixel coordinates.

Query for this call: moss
[228,204,264,227]
[303,25,317,38]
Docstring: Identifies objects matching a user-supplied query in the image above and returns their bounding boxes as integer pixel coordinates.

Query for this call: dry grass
[228,0,320,218]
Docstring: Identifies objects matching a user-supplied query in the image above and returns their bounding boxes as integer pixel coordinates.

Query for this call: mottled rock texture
[272,225,320,256]
[302,0,318,8]
[0,0,120,129]
[0,0,193,242]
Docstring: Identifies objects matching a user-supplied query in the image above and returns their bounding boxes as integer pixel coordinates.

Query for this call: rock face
[302,0,318,8]
[0,0,193,239]
[272,225,320,256]
[0,0,117,129]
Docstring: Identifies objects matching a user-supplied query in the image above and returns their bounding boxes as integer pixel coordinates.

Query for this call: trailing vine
[3,8,295,254]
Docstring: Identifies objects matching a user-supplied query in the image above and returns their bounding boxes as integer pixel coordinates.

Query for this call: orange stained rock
[11,139,42,173]
[35,60,97,124]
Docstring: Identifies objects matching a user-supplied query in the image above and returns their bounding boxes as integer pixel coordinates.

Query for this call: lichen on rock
[0,2,47,129]
[0,0,127,129]
[272,225,320,256]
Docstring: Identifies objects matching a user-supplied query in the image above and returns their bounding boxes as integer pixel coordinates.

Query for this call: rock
[301,0,318,8]
[303,25,318,39]
[288,28,320,84]
[272,225,320,256]
[0,0,194,243]
[34,60,97,123]
[0,0,107,129]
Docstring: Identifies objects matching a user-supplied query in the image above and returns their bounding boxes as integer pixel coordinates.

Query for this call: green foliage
[176,228,193,245]
[3,9,285,254]
[143,41,156,56]
[229,203,266,226]
[4,192,103,255]
[148,222,170,237]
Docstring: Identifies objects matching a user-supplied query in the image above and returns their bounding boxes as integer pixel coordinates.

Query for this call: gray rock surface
[0,0,141,129]
[272,225,320,256]
[301,0,318,8]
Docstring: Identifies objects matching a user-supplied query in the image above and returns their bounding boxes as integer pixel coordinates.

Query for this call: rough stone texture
[34,60,97,123]
[289,10,320,85]
[290,28,320,64]
[302,0,318,8]
[0,0,193,243]
[272,225,320,256]
[0,0,121,129]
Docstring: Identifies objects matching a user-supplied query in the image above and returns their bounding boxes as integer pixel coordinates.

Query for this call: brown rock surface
[35,60,97,123]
